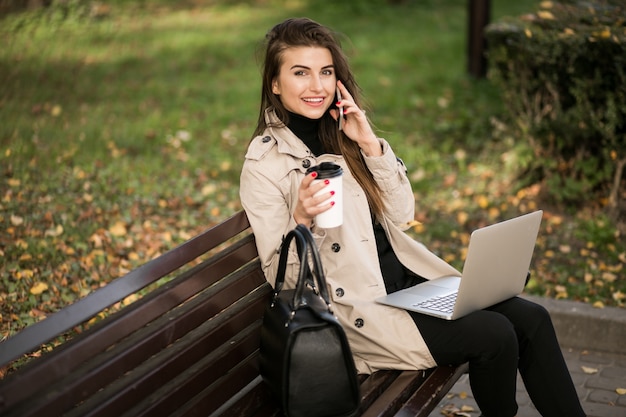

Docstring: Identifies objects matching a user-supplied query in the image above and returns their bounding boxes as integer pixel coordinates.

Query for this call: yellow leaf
[459,391,468,399]
[51,105,62,117]
[477,195,489,209]
[45,224,64,237]
[582,366,598,374]
[457,211,469,225]
[109,221,127,237]
[600,29,611,39]
[128,252,140,261]
[593,301,605,309]
[540,1,553,8]
[602,272,617,282]
[545,250,555,258]
[559,245,571,254]
[16,269,34,280]
[10,214,24,226]
[30,282,49,295]
[616,388,626,395]
[524,28,532,38]
[537,10,555,20]
[7,178,20,187]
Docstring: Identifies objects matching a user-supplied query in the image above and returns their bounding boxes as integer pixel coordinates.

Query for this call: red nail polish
[311,172,318,178]
[336,101,340,106]
[330,201,335,206]
[324,179,330,185]
[343,108,347,114]
[330,191,335,196]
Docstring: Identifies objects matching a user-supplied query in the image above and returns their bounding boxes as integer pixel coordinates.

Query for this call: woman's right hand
[293,171,335,227]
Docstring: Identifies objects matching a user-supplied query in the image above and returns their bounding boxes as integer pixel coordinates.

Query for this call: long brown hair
[253,17,384,218]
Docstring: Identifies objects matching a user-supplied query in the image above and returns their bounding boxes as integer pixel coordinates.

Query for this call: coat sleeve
[363,139,415,229]
[239,156,300,289]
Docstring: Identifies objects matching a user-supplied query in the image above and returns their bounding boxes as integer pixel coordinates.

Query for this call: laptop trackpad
[405,282,454,298]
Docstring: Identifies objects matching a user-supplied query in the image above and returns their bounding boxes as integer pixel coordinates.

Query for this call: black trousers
[409,297,586,417]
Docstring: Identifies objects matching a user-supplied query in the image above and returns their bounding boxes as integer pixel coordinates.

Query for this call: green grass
[0,0,624,347]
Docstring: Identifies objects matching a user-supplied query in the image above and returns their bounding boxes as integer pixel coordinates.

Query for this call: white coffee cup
[306,162,343,228]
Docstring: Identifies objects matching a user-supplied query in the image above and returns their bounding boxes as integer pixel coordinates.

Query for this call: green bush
[485,0,625,213]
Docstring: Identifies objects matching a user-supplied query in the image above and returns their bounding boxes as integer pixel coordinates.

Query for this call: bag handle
[272,225,333,312]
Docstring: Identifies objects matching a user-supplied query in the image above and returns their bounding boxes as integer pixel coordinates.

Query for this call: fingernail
[311,172,318,178]
[324,179,330,185]
[343,108,347,114]
[330,191,335,196]
[336,101,340,106]
[330,201,335,206]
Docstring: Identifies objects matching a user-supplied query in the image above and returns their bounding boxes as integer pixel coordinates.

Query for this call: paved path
[428,347,626,417]
[427,295,626,416]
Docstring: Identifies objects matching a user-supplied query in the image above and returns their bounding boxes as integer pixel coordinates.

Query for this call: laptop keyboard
[412,292,458,313]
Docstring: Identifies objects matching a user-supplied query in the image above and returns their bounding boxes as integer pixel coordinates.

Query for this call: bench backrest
[0,211,275,417]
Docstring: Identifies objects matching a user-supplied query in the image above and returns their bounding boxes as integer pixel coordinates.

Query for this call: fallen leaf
[30,282,49,295]
[45,224,64,237]
[593,301,605,309]
[581,366,598,374]
[10,214,24,226]
[617,388,626,395]
[15,269,34,280]
[537,10,555,19]
[109,222,127,237]
[601,272,617,283]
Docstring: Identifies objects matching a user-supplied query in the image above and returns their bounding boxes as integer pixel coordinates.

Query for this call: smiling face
[272,46,336,120]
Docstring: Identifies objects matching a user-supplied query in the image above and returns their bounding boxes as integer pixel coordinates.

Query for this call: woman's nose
[309,76,323,92]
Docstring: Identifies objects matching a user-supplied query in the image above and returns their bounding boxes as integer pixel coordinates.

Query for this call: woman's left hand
[331,80,382,157]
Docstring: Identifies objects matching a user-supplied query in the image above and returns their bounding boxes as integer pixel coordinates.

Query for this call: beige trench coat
[240,109,460,374]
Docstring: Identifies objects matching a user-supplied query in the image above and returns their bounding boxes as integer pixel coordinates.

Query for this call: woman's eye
[322,69,333,76]
[294,70,306,76]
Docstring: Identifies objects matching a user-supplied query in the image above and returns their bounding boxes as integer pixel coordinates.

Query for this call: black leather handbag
[259,224,360,417]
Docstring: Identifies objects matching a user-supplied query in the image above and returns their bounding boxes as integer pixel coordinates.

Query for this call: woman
[240,17,585,417]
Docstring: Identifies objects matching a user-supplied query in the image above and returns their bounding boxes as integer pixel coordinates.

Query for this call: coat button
[335,288,345,297]
[262,136,271,143]
[331,243,341,252]
[354,318,364,328]
[302,159,311,169]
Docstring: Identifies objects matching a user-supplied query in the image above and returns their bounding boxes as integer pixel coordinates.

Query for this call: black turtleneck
[286,112,425,294]
[287,111,324,156]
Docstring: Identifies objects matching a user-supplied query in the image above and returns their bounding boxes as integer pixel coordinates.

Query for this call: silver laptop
[375,210,543,320]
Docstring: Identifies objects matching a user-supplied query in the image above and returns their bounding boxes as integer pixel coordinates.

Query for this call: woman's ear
[272,79,280,95]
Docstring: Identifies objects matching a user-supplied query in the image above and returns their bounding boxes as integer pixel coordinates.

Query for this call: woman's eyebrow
[289,64,335,70]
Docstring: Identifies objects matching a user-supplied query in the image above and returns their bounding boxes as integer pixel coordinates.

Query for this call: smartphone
[336,86,344,131]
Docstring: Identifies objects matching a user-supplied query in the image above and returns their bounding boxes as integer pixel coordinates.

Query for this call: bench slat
[396,363,469,417]
[360,370,430,417]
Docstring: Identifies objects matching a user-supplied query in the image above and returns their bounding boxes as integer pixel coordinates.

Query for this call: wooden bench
[0,210,468,417]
